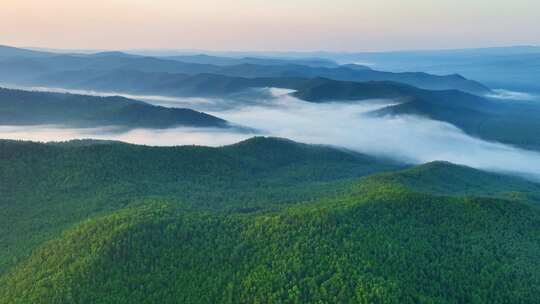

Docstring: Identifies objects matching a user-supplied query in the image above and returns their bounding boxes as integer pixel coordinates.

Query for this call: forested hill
[1,153,540,302]
[364,161,540,202]
[2,137,540,303]
[290,77,540,152]
[0,87,230,128]
[25,70,310,97]
[0,137,401,275]
[373,89,540,151]
[292,78,418,102]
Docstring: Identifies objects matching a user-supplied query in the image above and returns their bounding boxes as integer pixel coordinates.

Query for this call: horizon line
[5,43,540,55]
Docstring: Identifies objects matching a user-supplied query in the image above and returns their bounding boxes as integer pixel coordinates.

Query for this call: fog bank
[2,86,540,180]
[215,91,540,180]
[0,125,253,147]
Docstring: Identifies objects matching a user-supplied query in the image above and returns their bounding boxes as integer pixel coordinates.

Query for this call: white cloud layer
[2,87,540,180]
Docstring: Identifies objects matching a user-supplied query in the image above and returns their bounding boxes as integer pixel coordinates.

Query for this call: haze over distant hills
[126,45,540,93]
[165,54,339,68]
[325,46,540,94]
[24,69,525,152]
[2,44,539,154]
[0,45,490,95]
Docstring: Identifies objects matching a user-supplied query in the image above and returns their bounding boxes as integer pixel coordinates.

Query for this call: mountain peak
[90,51,134,57]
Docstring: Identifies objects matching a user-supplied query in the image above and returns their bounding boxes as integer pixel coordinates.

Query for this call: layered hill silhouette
[164,54,341,68]
[2,66,538,152]
[3,69,539,151]
[24,70,309,97]
[0,45,490,94]
[0,87,229,128]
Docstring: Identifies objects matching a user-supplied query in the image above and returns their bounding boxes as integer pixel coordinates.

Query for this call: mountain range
[329,46,540,94]
[0,45,490,95]
[2,68,539,152]
[2,43,540,303]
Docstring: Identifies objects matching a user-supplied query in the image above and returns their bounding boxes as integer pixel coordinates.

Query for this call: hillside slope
[364,161,540,201]
[25,70,308,97]
[2,138,540,303]
[0,45,55,59]
[1,176,539,303]
[0,87,229,128]
[291,78,540,151]
[0,137,401,273]
[374,90,540,151]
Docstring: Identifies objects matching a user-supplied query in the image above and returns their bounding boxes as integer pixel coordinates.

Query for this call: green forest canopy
[1,137,540,303]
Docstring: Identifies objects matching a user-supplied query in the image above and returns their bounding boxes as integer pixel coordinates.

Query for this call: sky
[1,0,539,51]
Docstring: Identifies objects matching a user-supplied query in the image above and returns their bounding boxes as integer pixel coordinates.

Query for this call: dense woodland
[1,137,540,303]
[0,137,400,274]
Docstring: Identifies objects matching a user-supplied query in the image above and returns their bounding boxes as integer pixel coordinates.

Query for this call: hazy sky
[1,0,539,51]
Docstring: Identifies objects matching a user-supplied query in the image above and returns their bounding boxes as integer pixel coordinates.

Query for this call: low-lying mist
[0,84,275,111]
[486,89,539,101]
[0,125,251,147]
[2,86,540,180]
[214,90,540,180]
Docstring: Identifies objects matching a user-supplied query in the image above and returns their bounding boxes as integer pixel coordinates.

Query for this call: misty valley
[1,43,540,303]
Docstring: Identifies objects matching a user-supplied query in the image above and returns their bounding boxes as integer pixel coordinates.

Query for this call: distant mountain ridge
[0,45,491,94]
[292,78,417,101]
[164,54,341,68]
[2,67,537,152]
[7,64,487,100]
[0,45,55,58]
[0,87,230,129]
[22,70,309,97]
[333,46,540,93]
